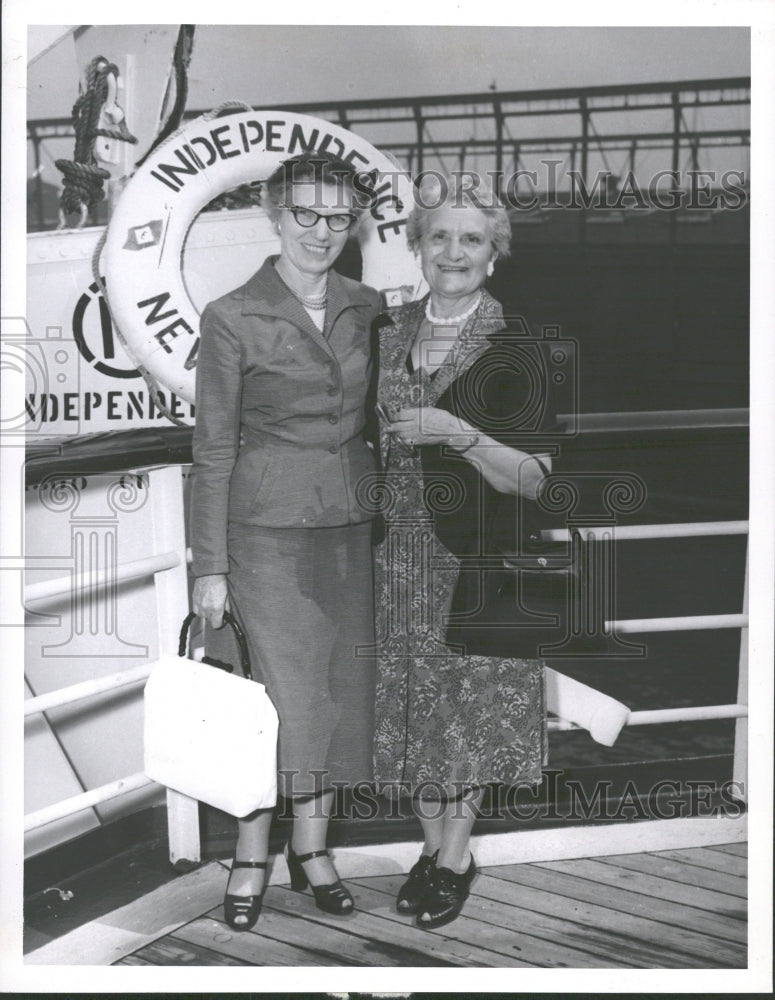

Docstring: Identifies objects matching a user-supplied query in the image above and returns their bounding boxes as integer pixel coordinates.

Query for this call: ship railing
[23,489,748,864]
[540,518,748,792]
[23,465,200,866]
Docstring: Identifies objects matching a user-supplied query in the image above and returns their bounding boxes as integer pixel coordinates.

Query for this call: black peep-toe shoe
[416,853,477,929]
[224,859,267,931]
[286,844,354,915]
[396,850,439,915]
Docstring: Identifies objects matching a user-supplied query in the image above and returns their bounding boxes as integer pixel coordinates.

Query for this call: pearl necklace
[425,292,481,326]
[295,292,327,310]
[275,265,327,309]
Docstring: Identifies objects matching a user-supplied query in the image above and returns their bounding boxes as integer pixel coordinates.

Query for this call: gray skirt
[225,520,375,797]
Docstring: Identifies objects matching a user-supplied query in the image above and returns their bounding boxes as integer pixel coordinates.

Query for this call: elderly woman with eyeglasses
[190,151,382,931]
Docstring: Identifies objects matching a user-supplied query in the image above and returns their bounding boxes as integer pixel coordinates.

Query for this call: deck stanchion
[733,541,748,796]
[149,466,202,868]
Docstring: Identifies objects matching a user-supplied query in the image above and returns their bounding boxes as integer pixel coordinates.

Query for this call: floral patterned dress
[373,291,548,797]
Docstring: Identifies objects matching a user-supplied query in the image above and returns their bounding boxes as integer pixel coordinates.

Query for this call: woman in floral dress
[372,174,549,929]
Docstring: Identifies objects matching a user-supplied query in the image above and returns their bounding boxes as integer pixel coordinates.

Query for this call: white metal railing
[24,772,156,833]
[542,520,748,542]
[24,552,181,606]
[549,703,748,732]
[607,613,748,633]
[544,518,749,778]
[23,466,191,855]
[24,470,748,863]
[550,521,750,655]
[24,663,154,717]
[626,705,747,724]
[556,408,749,432]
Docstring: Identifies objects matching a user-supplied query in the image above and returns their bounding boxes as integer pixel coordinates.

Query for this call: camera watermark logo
[448,317,579,441]
[26,473,151,658]
[2,316,84,439]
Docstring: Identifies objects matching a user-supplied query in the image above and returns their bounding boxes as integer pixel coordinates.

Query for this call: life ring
[101,108,423,405]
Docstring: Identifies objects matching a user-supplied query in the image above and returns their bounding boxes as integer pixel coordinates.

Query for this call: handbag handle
[178,610,253,681]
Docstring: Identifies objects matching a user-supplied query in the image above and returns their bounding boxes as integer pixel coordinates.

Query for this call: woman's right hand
[192,574,229,629]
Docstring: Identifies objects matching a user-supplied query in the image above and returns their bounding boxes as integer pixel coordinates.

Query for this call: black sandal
[224,859,267,931]
[286,844,354,915]
[396,850,439,915]
[416,853,477,929]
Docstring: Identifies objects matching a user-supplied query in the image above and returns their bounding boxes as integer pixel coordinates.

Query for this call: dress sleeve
[189,302,243,577]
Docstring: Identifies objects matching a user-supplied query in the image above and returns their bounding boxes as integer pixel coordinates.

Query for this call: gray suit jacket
[190,256,382,577]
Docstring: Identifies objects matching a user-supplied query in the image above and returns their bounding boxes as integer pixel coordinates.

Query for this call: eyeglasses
[280,205,357,232]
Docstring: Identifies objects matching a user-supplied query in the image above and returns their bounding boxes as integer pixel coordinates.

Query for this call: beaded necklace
[275,264,327,310]
[424,292,482,326]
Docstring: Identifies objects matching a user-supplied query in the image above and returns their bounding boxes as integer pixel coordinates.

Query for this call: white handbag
[144,611,279,817]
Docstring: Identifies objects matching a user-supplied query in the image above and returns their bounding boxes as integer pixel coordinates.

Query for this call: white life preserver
[101,108,424,405]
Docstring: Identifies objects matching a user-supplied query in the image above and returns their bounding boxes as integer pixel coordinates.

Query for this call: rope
[55,56,138,228]
[200,100,254,120]
[92,228,188,427]
[135,25,196,168]
[55,161,109,222]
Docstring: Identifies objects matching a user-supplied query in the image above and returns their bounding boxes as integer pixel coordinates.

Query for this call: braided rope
[54,160,111,214]
[56,56,138,228]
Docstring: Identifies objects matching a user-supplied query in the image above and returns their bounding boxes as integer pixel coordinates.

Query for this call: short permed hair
[406,172,511,259]
[261,151,363,224]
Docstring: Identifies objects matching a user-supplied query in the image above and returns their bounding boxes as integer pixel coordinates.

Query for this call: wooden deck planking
[349,872,637,969]
[484,866,745,967]
[117,934,253,966]
[652,846,747,878]
[596,851,747,898]
[535,857,747,924]
[706,842,747,858]
[174,915,385,967]
[210,897,461,967]
[56,844,745,970]
[249,885,530,968]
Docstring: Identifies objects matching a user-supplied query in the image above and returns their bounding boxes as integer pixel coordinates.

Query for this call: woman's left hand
[385,406,465,447]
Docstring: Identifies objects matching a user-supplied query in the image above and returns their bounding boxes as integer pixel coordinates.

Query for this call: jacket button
[329,444,339,454]
[329,414,339,424]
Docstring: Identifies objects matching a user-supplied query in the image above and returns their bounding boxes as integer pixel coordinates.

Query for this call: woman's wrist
[449,432,480,454]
